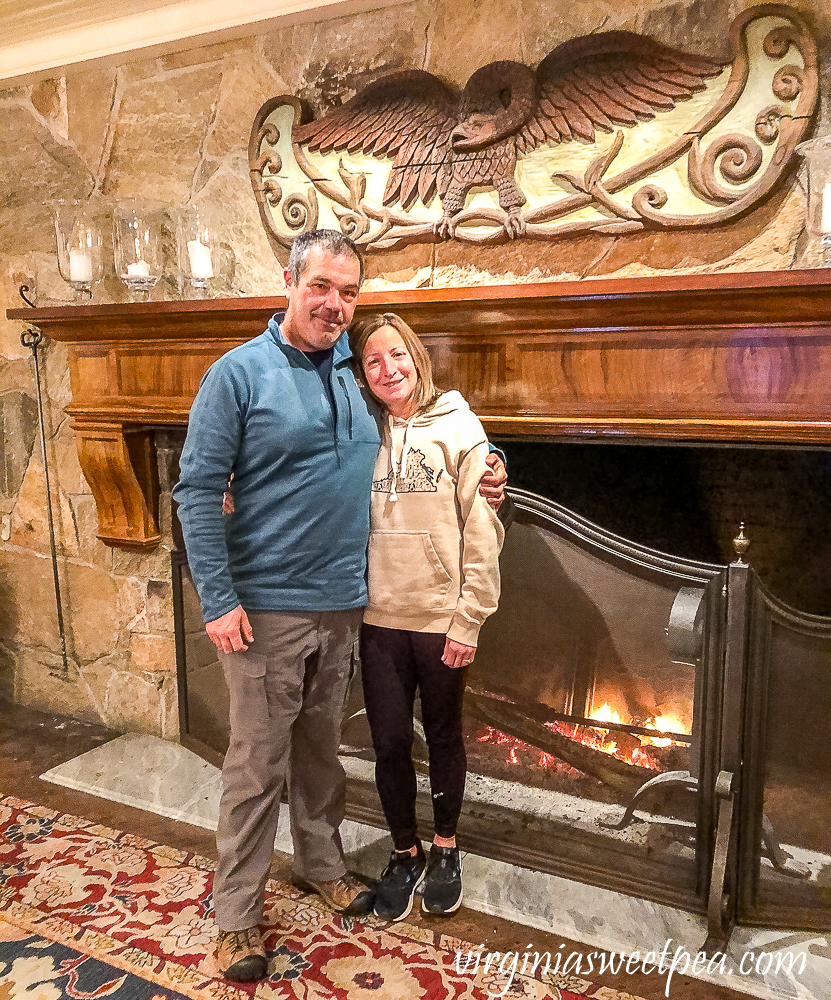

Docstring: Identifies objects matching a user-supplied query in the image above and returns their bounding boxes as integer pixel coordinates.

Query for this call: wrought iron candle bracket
[19,323,71,680]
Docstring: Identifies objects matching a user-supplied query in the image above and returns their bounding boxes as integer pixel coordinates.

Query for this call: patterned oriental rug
[0,795,646,1000]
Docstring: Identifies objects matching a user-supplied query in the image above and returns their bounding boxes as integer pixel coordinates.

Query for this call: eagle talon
[434,215,457,240]
[504,208,526,239]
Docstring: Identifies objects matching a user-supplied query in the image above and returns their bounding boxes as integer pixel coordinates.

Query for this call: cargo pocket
[368,530,453,612]
[221,648,269,729]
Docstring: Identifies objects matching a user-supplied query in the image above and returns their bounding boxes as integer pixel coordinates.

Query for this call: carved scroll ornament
[249,5,817,253]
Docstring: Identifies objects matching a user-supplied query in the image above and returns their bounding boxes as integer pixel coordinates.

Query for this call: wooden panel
[431,341,511,410]
[506,333,831,419]
[68,342,240,421]
[112,344,232,404]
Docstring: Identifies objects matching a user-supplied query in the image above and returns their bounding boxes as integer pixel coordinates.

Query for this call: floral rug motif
[0,795,644,1000]
[0,920,192,1000]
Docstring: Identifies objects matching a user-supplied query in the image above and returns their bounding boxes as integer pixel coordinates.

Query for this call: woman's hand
[479,453,507,510]
[222,473,235,515]
[442,637,475,669]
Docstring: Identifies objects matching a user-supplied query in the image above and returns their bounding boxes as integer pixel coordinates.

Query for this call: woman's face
[362,324,419,416]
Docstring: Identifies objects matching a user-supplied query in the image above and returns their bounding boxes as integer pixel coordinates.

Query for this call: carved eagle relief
[250,5,818,251]
[294,37,723,239]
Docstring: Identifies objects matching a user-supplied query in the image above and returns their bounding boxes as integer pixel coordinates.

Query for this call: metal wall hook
[20,324,71,680]
[18,284,36,308]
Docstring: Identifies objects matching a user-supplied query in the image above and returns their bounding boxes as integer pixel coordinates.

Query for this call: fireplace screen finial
[732,522,751,562]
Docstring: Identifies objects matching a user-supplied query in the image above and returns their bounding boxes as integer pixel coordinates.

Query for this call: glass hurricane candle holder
[113,200,165,300]
[177,206,220,296]
[796,136,831,267]
[48,199,104,301]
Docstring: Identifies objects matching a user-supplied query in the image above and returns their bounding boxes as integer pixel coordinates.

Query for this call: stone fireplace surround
[8,267,831,965]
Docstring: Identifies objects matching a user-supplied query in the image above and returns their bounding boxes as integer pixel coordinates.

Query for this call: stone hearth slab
[41,733,829,1000]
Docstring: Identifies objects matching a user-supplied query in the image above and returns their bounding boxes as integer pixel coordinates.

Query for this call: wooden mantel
[8,268,831,550]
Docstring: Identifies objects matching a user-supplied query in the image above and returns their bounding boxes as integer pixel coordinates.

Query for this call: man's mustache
[313,308,344,325]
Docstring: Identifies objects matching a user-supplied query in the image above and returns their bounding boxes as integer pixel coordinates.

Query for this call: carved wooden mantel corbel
[8,269,831,551]
[71,420,161,549]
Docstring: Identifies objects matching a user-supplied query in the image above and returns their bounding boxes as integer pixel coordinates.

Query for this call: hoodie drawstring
[388,413,416,502]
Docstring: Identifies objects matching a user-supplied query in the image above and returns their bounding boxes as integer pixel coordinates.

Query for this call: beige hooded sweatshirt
[363,390,504,647]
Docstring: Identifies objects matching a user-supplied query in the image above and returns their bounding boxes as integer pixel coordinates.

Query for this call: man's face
[281,246,362,353]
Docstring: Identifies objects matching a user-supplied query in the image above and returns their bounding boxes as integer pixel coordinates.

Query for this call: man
[173,230,506,982]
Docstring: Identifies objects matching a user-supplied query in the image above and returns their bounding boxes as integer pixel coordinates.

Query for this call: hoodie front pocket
[368,530,453,612]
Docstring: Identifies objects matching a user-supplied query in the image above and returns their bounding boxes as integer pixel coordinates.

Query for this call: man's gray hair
[287,229,364,286]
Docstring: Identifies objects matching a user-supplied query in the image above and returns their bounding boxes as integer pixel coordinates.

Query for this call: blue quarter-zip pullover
[173,313,383,622]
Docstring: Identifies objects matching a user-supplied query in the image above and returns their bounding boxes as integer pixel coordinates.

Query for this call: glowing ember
[478,725,558,770]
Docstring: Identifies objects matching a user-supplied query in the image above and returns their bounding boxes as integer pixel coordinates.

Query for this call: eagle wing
[293,70,458,210]
[517,32,727,152]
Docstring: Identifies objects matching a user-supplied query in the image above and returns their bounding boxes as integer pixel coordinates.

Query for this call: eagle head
[452,60,536,152]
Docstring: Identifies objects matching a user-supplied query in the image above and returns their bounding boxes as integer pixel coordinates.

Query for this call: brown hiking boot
[216,926,267,981]
[303,872,374,915]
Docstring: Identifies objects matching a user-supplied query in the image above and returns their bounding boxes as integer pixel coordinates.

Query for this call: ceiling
[0,0,409,86]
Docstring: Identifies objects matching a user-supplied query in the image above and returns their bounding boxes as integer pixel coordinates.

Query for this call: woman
[348,312,504,921]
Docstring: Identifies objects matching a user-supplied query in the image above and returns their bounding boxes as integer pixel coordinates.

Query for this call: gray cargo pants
[213,608,362,931]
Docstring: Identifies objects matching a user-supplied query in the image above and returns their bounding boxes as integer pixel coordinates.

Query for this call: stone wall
[1,0,829,732]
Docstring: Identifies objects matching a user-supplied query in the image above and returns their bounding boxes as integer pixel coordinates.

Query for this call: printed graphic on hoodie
[372,448,440,494]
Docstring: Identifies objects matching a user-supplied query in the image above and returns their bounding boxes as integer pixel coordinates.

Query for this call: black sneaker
[373,845,426,921]
[421,844,463,915]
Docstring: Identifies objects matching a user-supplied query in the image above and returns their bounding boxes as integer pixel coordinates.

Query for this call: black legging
[359,623,468,851]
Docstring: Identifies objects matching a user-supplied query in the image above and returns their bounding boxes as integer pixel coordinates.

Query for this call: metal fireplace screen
[738,576,831,929]
[173,487,831,929]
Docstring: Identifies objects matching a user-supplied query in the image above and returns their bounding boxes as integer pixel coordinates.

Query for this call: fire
[642,714,687,748]
[477,702,687,772]
[589,703,688,750]
[474,700,689,778]
[589,702,622,725]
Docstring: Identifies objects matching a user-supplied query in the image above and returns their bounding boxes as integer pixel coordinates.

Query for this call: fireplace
[9,269,831,948]
[170,471,831,945]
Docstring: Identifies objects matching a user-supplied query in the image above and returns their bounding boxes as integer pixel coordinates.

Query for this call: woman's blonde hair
[348,312,441,413]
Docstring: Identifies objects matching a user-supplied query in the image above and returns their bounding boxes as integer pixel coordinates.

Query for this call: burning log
[466,690,656,798]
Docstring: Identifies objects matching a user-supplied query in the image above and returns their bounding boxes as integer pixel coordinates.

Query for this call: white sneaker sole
[422,884,463,915]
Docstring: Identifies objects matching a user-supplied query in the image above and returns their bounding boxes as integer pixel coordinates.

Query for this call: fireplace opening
[492,437,831,615]
[317,486,724,908]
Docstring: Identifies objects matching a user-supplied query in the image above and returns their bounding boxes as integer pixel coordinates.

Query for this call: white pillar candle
[69,248,93,282]
[821,183,831,235]
[126,260,151,277]
[187,238,214,279]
